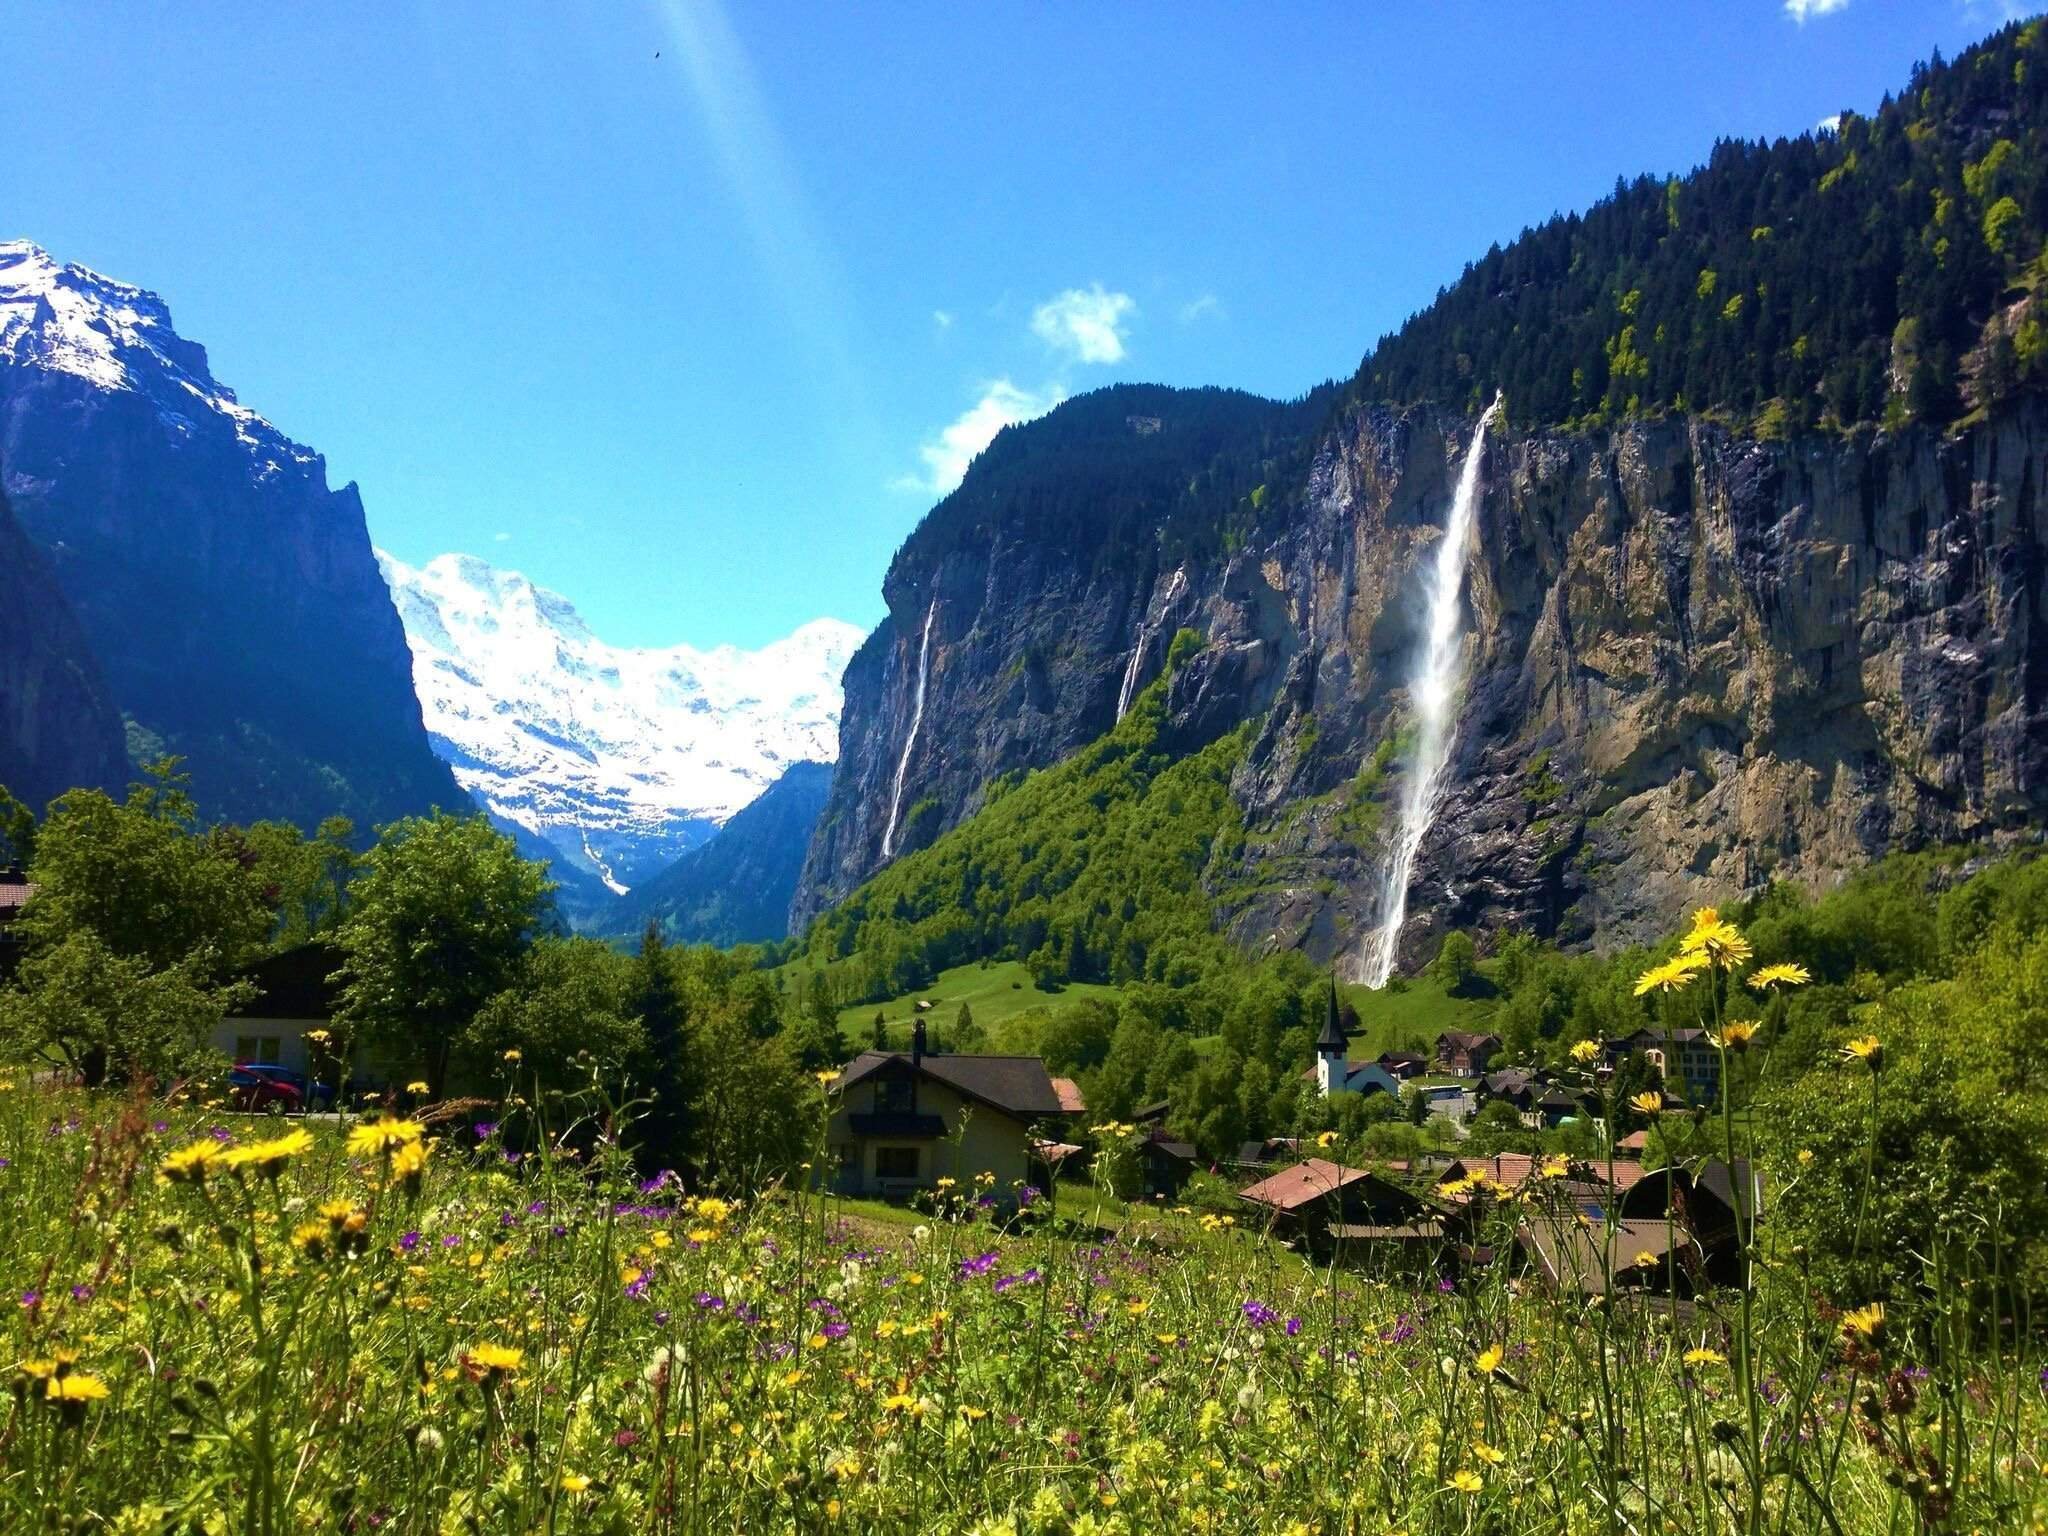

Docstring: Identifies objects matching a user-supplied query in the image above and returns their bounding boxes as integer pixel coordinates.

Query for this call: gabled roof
[1239,1158,1371,1212]
[232,941,344,1020]
[0,868,36,920]
[835,1050,1069,1121]
[1050,1076,1088,1114]
[1516,1214,1690,1295]
[1439,1030,1501,1051]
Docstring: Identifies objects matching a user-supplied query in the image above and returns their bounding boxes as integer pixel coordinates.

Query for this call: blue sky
[7,0,2020,648]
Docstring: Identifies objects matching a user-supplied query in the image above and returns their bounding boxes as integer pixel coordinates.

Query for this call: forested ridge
[1357,19,2048,433]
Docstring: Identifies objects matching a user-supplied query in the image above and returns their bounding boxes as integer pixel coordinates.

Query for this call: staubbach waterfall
[1362,395,1501,986]
[880,598,938,858]
[1115,567,1187,722]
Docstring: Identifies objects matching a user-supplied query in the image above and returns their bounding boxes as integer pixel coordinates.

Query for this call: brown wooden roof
[835,1050,1069,1121]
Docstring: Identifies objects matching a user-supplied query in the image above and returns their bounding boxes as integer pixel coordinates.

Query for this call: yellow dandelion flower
[467,1342,524,1375]
[405,1080,431,1095]
[1711,1021,1760,1053]
[1747,962,1811,991]
[1569,1039,1601,1064]
[1630,1091,1665,1118]
[45,1374,110,1403]
[1840,1303,1884,1343]
[1842,1036,1883,1071]
[1474,1344,1503,1376]
[502,1049,522,1063]
[221,1127,315,1178]
[1315,1130,1339,1149]
[561,1472,592,1493]
[346,1117,423,1158]
[1539,1155,1569,1179]
[1447,1469,1484,1494]
[160,1139,225,1185]
[390,1139,430,1186]
[1683,1347,1726,1366]
[1472,1440,1507,1465]
[1632,1250,1661,1269]
[1125,1298,1150,1316]
[693,1196,732,1225]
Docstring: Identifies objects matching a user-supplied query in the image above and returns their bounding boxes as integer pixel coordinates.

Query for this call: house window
[877,1077,915,1114]
[875,1147,919,1181]
[235,1035,282,1063]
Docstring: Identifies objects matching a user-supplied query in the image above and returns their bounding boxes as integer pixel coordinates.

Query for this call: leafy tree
[332,812,553,1089]
[243,815,359,950]
[0,787,35,867]
[692,1004,821,1186]
[1431,931,1478,995]
[0,932,249,1086]
[19,760,272,976]
[464,936,644,1087]
[1465,1098,1536,1155]
[787,980,845,1072]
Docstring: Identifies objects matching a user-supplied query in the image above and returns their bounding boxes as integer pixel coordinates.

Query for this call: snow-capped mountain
[0,239,458,832]
[0,240,318,482]
[378,551,861,896]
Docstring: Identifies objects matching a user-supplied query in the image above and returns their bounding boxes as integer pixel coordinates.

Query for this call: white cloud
[895,378,1065,496]
[493,530,512,542]
[932,309,954,330]
[1816,113,1844,135]
[1784,0,1849,21]
[1178,292,1224,325]
[1030,284,1135,364]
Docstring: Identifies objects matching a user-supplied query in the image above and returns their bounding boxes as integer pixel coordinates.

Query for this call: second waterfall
[1361,395,1502,987]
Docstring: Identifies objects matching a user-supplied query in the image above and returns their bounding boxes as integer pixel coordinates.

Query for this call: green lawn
[1338,966,1502,1059]
[792,959,1120,1050]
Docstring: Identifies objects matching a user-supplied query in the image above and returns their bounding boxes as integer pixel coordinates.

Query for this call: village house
[1607,1027,1722,1105]
[824,1020,1078,1200]
[1310,983,1402,1099]
[1237,1157,1442,1255]
[0,866,34,982]
[1435,1030,1501,1077]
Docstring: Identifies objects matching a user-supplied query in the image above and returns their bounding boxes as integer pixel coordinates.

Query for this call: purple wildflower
[399,1232,421,1253]
[959,1251,1000,1280]
[1242,1300,1278,1327]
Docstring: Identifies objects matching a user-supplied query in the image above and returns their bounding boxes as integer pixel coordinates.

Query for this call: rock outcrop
[0,479,126,809]
[796,387,2048,970]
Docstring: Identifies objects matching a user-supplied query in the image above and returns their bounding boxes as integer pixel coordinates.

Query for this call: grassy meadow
[4,1063,2044,1536]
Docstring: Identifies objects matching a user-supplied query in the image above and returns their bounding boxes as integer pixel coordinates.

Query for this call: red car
[226,1066,303,1114]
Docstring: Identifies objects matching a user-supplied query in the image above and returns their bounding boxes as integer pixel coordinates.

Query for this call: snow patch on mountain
[378,551,860,893]
[0,239,318,480]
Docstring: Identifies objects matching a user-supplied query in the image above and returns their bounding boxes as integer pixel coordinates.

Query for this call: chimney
[911,1018,927,1066]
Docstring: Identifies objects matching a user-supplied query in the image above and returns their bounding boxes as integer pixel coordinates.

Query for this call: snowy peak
[378,550,861,897]
[0,239,315,478]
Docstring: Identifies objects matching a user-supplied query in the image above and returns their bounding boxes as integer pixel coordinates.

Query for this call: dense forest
[1357,20,2048,433]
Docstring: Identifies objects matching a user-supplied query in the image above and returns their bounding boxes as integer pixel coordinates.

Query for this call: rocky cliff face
[0,480,127,809]
[796,387,2048,970]
[0,241,458,831]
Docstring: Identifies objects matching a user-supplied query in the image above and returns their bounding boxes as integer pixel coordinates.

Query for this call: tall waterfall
[1363,395,1502,987]
[1115,568,1187,722]
[880,597,938,859]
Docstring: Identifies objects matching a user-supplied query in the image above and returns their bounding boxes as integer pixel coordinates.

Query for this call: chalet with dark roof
[1435,1030,1501,1077]
[824,1020,1077,1200]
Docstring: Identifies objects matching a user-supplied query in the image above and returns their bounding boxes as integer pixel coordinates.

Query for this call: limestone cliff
[795,388,2048,971]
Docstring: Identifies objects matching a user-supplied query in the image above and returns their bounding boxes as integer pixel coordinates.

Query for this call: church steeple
[1315,973,1349,1095]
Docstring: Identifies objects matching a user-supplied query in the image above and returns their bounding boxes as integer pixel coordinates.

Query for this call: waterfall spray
[1115,567,1188,722]
[880,597,937,859]
[1363,395,1502,986]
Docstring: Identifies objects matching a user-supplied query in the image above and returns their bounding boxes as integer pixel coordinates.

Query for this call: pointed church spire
[1316,972,1348,1052]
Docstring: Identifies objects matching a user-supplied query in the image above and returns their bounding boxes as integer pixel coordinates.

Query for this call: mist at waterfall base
[1361,395,1503,988]
[881,598,938,859]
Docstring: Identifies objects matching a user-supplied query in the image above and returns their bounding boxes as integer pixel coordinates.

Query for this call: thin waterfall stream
[1115,567,1188,722]
[880,597,937,859]
[1363,394,1501,986]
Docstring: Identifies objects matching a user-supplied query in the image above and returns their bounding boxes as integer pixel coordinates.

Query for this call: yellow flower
[347,1118,424,1158]
[1315,1130,1339,1149]
[45,1374,110,1403]
[1539,1155,1569,1180]
[815,1069,839,1085]
[291,1220,329,1257]
[1447,1469,1484,1494]
[1711,1021,1760,1053]
[1633,951,1710,996]
[1630,1091,1665,1118]
[693,1197,732,1225]
[1125,1298,1150,1316]
[1679,909,1754,969]
[1632,1250,1661,1269]
[560,1472,592,1493]
[1842,1036,1883,1071]
[222,1127,314,1178]
[1474,1344,1503,1376]
[1472,1440,1507,1465]
[1569,1039,1601,1064]
[390,1139,430,1187]
[1748,962,1811,991]
[160,1139,225,1185]
[502,1049,522,1063]
[1683,1347,1726,1366]
[405,1080,431,1095]
[467,1342,524,1376]
[1840,1303,1884,1343]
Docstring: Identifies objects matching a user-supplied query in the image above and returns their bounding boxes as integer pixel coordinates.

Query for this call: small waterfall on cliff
[1115,568,1188,722]
[1363,395,1502,987]
[880,597,938,859]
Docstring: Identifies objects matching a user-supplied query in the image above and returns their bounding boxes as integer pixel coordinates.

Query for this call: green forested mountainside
[787,636,1250,1003]
[1358,20,2048,433]
[889,384,1327,584]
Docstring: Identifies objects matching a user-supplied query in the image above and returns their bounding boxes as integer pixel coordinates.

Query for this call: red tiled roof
[1050,1076,1087,1114]
[0,874,36,917]
[1238,1158,1370,1212]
